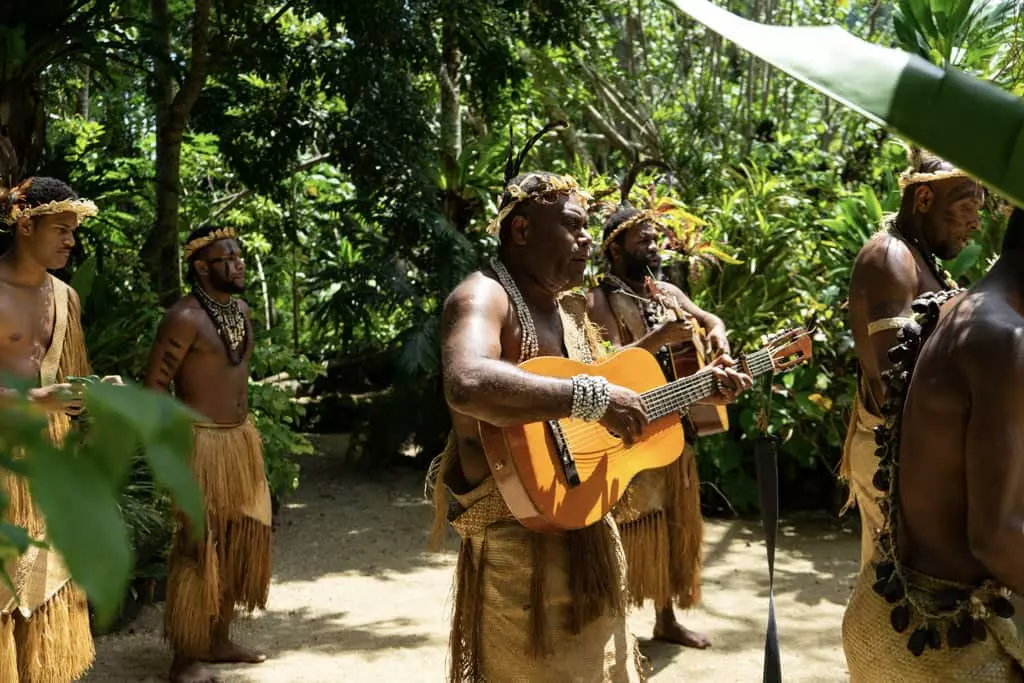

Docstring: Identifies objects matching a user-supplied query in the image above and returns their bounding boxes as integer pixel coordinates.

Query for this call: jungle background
[2,0,1021,632]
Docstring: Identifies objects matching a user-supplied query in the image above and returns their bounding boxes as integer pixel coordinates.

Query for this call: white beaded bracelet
[570,374,611,422]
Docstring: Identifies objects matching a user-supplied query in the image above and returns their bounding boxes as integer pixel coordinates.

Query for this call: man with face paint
[144,226,271,683]
[586,204,750,650]
[841,146,981,571]
[0,176,105,681]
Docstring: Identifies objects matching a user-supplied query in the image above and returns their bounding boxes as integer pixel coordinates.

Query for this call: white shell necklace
[490,258,540,362]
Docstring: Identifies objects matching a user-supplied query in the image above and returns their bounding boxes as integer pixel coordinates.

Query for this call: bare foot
[653,620,712,649]
[169,658,220,683]
[204,639,268,665]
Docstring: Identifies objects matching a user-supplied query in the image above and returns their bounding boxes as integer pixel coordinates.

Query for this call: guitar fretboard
[641,348,775,421]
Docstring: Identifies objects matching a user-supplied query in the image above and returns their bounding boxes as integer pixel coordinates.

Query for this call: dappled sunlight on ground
[85,454,857,682]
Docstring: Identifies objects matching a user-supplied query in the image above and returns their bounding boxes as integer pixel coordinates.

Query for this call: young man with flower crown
[144,226,272,683]
[0,176,112,681]
[586,170,750,650]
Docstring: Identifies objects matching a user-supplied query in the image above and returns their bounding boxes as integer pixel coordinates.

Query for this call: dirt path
[85,451,861,682]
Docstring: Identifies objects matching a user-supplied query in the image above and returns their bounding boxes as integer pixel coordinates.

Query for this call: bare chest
[499,304,566,363]
[0,282,54,377]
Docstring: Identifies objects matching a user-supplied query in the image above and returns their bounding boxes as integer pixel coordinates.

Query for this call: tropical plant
[0,380,201,627]
[662,0,1024,207]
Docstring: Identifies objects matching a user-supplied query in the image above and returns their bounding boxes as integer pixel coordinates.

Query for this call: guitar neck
[641,347,774,421]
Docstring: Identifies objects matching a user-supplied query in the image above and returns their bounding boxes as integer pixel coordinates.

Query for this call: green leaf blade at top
[663,0,1024,208]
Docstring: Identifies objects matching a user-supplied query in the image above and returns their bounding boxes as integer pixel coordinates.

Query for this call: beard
[209,273,245,294]
[932,241,960,261]
[221,279,246,294]
[622,250,660,282]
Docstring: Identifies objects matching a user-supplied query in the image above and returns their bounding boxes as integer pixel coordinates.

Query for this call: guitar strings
[555,355,773,452]
[550,351,775,453]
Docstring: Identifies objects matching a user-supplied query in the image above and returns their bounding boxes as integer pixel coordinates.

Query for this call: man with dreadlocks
[842,145,980,570]
[0,176,103,681]
[586,168,750,650]
[842,206,1024,679]
[144,226,271,683]
[426,123,744,682]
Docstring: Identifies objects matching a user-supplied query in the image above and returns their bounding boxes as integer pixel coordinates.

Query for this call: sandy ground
[84,448,863,682]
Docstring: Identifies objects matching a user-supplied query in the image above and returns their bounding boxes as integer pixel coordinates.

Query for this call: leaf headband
[0,179,98,227]
[184,227,239,261]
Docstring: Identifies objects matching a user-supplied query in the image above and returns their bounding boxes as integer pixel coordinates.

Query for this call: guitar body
[478,348,685,533]
[667,326,729,437]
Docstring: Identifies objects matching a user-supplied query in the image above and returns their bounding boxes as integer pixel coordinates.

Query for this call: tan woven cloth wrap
[839,376,885,570]
[843,565,1024,682]
[601,285,704,609]
[450,480,642,682]
[434,291,643,682]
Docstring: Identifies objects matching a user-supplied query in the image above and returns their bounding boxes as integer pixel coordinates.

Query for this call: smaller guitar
[479,327,812,533]
[643,276,729,437]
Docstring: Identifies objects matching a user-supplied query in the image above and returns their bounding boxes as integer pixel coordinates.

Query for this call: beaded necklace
[871,289,1012,655]
[602,273,675,330]
[193,285,249,366]
[601,273,679,379]
[490,258,593,364]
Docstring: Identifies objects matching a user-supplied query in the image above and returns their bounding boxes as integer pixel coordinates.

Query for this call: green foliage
[681,161,859,511]
[13,0,1024,541]
[893,0,1018,74]
[664,0,1024,209]
[249,329,323,500]
[0,382,201,628]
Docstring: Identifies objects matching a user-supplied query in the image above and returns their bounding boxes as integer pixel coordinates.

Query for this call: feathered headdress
[599,156,705,256]
[487,120,591,236]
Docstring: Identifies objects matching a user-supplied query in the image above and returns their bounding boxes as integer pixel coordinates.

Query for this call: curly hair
[0,177,78,223]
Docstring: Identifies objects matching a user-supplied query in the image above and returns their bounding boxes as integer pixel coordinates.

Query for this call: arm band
[867,316,915,336]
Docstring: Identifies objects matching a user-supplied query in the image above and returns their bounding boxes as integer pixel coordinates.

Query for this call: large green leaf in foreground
[7,382,204,627]
[664,0,1024,206]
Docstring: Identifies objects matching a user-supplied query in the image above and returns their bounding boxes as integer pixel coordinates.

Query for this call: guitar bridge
[546,420,581,489]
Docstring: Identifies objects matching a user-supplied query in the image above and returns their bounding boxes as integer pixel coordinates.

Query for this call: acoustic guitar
[478,327,813,533]
[640,276,729,436]
[669,324,729,435]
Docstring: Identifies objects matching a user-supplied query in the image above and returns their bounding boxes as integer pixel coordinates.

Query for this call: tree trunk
[141,0,213,306]
[291,244,300,354]
[0,77,45,186]
[78,66,90,121]
[254,250,272,330]
[439,10,465,230]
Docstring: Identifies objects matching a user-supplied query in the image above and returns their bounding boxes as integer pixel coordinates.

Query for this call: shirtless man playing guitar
[587,204,748,650]
[427,123,748,681]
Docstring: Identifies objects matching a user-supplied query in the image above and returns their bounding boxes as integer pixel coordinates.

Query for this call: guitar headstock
[761,327,813,372]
